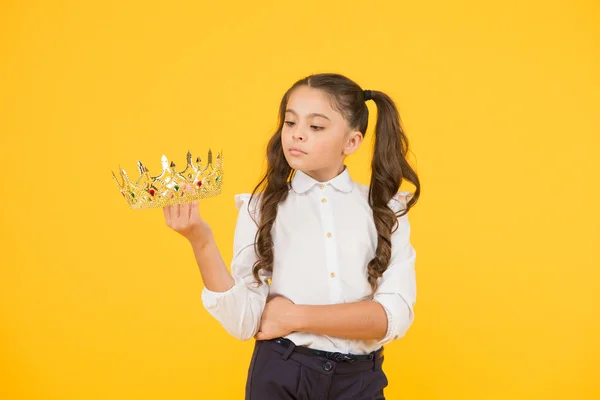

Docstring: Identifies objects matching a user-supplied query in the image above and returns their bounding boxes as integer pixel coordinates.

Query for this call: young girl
[163,73,420,399]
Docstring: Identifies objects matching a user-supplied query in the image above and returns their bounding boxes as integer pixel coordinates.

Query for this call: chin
[284,153,304,170]
[286,159,303,171]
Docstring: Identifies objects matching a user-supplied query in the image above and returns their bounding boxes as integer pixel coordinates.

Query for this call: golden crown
[112,150,224,210]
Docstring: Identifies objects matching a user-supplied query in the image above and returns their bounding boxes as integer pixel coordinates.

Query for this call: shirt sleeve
[200,193,271,341]
[373,191,417,345]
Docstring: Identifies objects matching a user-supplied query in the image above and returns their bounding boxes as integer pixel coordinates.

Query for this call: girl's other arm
[257,192,416,344]
[267,298,390,341]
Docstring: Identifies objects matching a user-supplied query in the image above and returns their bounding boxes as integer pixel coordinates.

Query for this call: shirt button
[330,272,336,278]
[321,198,327,203]
[322,361,333,371]
[319,184,325,190]
[326,232,332,238]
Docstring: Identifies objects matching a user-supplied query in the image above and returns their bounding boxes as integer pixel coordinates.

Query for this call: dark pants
[245,338,388,400]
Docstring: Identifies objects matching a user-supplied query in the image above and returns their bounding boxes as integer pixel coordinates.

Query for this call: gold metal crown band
[112,150,224,210]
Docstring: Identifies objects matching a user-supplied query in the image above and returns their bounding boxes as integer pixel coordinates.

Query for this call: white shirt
[201,166,417,355]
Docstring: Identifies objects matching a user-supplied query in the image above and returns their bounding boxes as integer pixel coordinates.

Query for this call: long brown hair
[248,73,420,298]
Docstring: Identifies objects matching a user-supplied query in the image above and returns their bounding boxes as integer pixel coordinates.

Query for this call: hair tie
[363,90,373,101]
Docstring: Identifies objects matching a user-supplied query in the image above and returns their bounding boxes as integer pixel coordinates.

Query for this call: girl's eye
[283,121,323,130]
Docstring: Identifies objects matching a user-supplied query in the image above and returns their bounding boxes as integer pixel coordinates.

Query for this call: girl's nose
[292,131,306,141]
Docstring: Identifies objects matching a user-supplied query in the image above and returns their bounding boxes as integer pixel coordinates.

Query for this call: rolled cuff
[374,294,414,345]
[201,284,236,310]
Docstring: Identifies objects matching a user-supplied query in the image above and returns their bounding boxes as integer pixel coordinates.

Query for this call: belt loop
[372,351,383,372]
[281,340,296,360]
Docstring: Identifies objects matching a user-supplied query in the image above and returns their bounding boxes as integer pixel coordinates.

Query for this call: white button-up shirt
[201,166,417,354]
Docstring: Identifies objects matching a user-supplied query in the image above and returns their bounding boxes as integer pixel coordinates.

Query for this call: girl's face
[281,85,363,182]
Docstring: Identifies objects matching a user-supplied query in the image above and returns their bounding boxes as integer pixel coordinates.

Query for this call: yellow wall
[1,1,598,398]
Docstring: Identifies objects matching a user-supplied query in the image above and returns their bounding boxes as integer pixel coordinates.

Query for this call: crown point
[112,171,123,189]
[161,155,169,170]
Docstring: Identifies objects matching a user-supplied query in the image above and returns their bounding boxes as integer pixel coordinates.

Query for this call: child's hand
[255,296,297,341]
[163,184,212,244]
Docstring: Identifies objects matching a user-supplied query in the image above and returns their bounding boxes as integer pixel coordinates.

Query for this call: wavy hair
[248,73,420,298]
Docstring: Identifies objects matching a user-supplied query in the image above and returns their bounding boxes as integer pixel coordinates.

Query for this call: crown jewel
[112,150,224,210]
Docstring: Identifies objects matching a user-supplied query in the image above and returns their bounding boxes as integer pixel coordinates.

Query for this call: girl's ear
[343,130,364,156]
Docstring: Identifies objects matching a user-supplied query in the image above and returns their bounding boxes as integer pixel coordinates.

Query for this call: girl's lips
[289,148,307,156]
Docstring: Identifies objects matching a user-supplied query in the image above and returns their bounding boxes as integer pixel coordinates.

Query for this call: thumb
[254,331,266,341]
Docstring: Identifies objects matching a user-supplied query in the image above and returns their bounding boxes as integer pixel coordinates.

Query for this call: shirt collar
[291,166,354,194]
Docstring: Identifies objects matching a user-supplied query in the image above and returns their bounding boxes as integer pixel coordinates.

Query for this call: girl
[163,73,420,399]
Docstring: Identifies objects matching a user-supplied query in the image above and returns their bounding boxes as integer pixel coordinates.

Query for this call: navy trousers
[245,338,388,400]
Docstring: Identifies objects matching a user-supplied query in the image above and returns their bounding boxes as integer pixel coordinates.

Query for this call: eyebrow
[285,109,331,121]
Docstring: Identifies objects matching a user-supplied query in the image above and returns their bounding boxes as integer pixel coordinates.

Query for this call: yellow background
[1,0,599,399]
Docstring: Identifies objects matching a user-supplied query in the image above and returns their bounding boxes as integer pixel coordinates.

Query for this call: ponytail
[364,90,420,298]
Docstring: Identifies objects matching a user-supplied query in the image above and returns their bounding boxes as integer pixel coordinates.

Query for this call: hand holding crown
[162,183,214,244]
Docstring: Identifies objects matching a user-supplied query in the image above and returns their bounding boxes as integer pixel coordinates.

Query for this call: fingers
[164,184,195,227]
[163,205,171,225]
[180,201,190,221]
[181,184,194,220]
[190,200,199,220]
